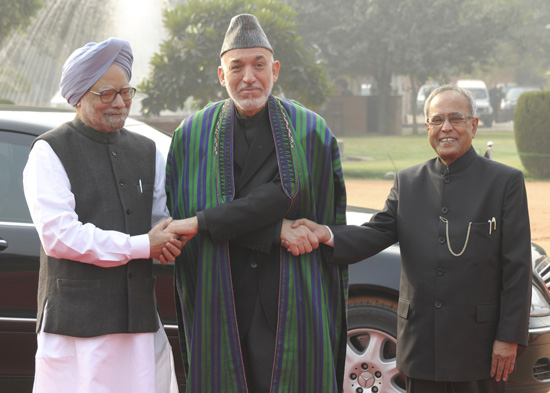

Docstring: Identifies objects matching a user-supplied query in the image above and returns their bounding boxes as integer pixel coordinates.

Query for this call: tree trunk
[409,75,421,135]
[374,69,393,134]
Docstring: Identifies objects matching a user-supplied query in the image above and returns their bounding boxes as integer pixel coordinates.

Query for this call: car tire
[345,296,406,393]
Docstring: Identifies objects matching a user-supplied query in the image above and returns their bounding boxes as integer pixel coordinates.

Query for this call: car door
[0,129,40,386]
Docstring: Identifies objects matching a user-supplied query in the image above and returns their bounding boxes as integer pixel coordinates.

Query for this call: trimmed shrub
[514,91,550,179]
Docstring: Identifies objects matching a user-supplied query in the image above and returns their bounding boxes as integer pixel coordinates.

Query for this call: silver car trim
[0,317,179,331]
[0,317,36,323]
[0,221,35,227]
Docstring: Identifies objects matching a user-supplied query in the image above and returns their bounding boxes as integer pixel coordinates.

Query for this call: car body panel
[500,86,541,122]
[456,79,494,126]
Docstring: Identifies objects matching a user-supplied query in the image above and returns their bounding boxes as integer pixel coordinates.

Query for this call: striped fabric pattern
[166,95,347,393]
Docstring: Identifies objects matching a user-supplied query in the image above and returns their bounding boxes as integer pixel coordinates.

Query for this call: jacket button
[438,236,445,244]
[437,268,445,276]
[128,273,134,279]
[112,150,117,156]
[126,209,132,215]
[119,181,125,186]
[443,176,451,184]
[251,261,258,269]
[441,207,449,214]
[435,301,442,309]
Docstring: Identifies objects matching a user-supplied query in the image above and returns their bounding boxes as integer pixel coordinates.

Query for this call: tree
[288,0,518,133]
[392,0,520,132]
[514,91,550,178]
[0,0,43,44]
[490,0,550,87]
[140,0,330,116]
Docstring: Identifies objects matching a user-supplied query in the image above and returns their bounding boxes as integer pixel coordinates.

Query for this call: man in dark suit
[165,14,348,393]
[295,85,532,392]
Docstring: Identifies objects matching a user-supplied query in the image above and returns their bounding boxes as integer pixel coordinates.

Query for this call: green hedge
[514,91,550,179]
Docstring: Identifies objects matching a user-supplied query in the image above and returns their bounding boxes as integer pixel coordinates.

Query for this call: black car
[2,106,550,393]
[500,86,541,122]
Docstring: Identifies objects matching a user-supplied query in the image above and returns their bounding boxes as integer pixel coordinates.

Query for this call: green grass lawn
[339,131,529,180]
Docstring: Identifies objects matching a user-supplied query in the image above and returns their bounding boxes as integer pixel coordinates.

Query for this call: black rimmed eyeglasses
[88,87,136,103]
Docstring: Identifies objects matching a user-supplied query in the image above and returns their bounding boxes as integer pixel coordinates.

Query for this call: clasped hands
[149,216,329,263]
[148,217,199,264]
[281,218,331,256]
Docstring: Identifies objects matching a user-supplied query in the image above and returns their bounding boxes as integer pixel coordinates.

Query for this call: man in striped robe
[165,14,348,393]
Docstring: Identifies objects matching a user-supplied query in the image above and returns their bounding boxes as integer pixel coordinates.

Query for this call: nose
[110,92,126,108]
[242,66,256,84]
[441,117,453,131]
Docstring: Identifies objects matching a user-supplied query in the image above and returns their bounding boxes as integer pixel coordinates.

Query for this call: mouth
[239,83,261,93]
[239,88,258,95]
[105,110,127,117]
[439,137,456,144]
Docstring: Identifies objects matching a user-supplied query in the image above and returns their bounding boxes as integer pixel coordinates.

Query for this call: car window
[0,131,35,223]
[507,88,537,100]
[469,88,488,100]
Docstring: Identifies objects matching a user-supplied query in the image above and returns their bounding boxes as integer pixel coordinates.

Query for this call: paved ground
[345,180,550,254]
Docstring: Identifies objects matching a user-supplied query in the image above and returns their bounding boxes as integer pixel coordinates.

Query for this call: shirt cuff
[325,225,335,247]
[274,220,284,245]
[130,234,151,259]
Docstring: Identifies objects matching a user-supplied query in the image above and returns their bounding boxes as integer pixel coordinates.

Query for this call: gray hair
[424,84,477,119]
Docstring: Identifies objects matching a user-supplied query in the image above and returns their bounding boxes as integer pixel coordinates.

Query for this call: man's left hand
[490,340,518,381]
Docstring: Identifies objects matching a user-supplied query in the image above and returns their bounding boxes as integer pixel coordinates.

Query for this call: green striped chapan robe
[166,94,348,393]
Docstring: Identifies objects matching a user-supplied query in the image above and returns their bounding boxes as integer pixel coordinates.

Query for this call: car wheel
[344,296,406,393]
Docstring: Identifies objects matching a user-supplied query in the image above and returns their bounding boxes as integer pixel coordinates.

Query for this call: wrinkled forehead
[428,91,471,116]
[221,47,273,65]
[90,63,129,91]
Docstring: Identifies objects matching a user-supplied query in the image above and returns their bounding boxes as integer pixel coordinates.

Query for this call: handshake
[147,217,199,264]
[148,216,333,264]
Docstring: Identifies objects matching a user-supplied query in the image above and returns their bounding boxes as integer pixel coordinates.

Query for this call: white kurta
[23,140,179,393]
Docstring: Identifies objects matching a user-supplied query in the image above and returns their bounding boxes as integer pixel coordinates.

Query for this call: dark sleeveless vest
[34,116,158,337]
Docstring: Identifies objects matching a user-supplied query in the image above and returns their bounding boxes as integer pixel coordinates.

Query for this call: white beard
[228,78,273,116]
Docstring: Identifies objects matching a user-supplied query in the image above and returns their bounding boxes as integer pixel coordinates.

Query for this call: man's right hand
[280,218,320,256]
[149,217,200,264]
[148,218,181,262]
[292,218,332,243]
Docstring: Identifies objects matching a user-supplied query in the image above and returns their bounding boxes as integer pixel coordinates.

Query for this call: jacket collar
[435,145,477,175]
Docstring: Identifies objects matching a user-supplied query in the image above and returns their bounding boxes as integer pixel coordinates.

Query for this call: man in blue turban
[23,37,181,392]
[60,37,133,107]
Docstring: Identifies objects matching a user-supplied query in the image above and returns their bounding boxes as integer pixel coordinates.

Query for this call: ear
[471,117,479,137]
[218,66,226,87]
[272,60,280,83]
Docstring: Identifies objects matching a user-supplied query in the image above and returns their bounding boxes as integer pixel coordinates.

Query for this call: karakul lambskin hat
[220,14,273,57]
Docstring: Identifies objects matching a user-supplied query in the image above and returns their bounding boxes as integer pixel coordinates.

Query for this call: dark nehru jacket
[34,116,158,337]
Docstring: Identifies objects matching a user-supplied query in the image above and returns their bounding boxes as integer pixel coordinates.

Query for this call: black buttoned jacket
[331,147,532,382]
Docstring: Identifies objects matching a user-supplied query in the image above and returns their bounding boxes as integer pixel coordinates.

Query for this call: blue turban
[60,37,133,106]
